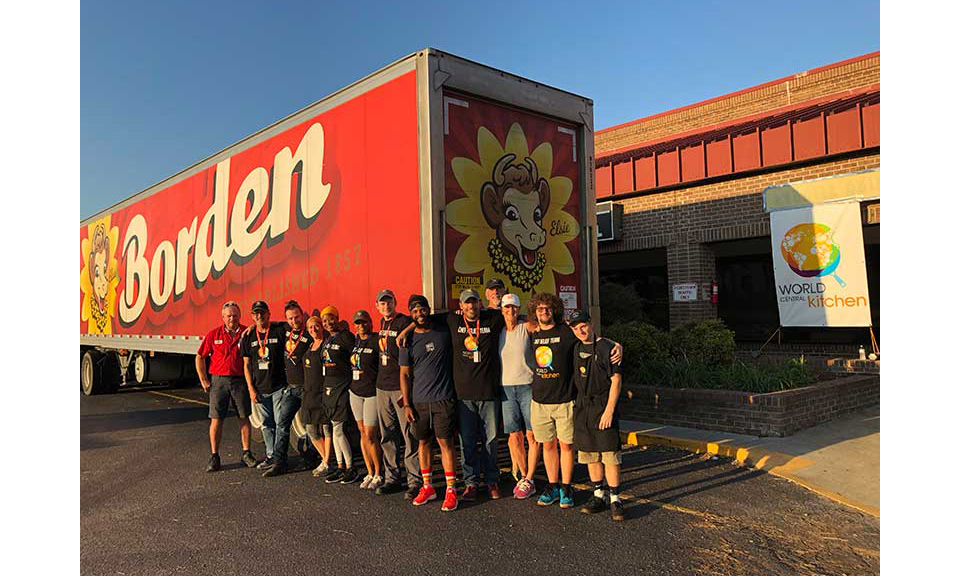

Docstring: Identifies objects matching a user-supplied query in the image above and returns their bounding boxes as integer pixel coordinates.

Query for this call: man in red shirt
[196,301,258,472]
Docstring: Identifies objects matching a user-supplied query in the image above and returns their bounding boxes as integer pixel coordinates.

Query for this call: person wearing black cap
[240,301,293,477]
[484,278,505,310]
[568,311,624,521]
[372,289,420,498]
[399,294,460,512]
[350,309,383,490]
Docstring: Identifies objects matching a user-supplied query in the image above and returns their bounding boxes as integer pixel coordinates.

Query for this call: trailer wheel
[81,350,120,395]
[247,401,305,452]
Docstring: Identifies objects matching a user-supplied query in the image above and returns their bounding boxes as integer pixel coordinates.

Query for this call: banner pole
[752,326,782,358]
[869,325,880,357]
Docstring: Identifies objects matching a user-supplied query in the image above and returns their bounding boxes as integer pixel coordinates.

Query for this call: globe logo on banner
[780,223,847,288]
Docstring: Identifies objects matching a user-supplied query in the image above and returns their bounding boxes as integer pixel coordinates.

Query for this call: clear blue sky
[81,0,879,218]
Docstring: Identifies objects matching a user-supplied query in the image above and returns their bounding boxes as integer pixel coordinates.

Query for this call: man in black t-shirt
[569,311,624,521]
[484,277,504,310]
[372,289,420,498]
[400,294,460,512]
[241,300,294,477]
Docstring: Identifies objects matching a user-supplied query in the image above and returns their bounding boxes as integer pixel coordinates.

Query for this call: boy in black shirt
[569,311,624,521]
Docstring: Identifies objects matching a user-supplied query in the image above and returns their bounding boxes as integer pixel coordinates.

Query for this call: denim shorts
[500,384,533,434]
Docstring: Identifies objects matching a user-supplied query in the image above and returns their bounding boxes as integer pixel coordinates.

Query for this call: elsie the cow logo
[80,217,120,334]
[447,123,579,295]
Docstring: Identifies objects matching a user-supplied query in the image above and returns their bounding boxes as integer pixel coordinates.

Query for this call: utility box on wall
[597,201,624,243]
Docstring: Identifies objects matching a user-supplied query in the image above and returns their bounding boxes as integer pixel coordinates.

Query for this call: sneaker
[241,451,257,468]
[206,453,221,473]
[462,484,478,501]
[261,462,286,478]
[405,484,423,500]
[611,500,625,521]
[311,461,330,478]
[537,487,560,506]
[559,486,575,509]
[367,476,384,491]
[441,487,458,512]
[340,468,359,484]
[580,495,607,514]
[256,457,274,470]
[375,481,403,496]
[324,468,345,484]
[514,478,536,500]
[488,484,502,500]
[412,484,437,506]
[359,475,373,489]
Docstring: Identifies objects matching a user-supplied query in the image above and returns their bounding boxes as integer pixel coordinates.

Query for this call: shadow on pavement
[81,406,208,435]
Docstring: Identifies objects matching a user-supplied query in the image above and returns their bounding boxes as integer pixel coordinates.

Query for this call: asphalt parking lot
[81,385,880,576]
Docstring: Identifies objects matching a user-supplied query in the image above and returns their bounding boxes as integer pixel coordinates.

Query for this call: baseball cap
[501,293,521,308]
[376,289,396,302]
[567,309,591,327]
[408,294,429,311]
[251,300,269,313]
[485,278,505,290]
[459,289,481,303]
[353,310,372,323]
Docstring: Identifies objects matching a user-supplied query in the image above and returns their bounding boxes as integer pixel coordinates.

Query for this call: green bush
[668,319,736,365]
[601,321,669,380]
[598,281,649,327]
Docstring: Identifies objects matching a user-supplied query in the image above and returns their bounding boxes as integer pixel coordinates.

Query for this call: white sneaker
[367,475,383,491]
[359,474,373,489]
[312,461,330,478]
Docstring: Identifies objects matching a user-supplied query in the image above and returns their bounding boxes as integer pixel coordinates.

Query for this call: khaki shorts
[578,451,622,466]
[531,400,574,445]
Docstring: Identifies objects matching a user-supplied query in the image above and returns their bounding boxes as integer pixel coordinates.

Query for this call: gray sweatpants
[376,388,420,488]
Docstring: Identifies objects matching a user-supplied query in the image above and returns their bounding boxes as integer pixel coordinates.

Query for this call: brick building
[594,53,879,349]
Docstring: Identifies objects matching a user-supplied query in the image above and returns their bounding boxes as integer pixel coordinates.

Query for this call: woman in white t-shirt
[498,294,541,500]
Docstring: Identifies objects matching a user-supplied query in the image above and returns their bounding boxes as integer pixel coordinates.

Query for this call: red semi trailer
[80,48,599,398]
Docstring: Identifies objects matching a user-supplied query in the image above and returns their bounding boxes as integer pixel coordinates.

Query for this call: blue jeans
[501,384,533,434]
[458,399,501,487]
[256,386,302,464]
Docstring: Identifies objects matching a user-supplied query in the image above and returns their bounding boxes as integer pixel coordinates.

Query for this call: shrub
[598,281,649,327]
[602,321,669,380]
[668,319,736,365]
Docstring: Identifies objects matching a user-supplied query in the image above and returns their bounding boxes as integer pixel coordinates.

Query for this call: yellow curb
[622,430,879,519]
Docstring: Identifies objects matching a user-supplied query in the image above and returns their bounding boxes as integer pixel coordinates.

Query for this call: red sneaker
[412,484,437,506]
[462,484,478,501]
[441,487,458,511]
[488,484,502,500]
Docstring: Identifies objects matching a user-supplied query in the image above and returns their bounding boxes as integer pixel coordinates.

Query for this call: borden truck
[80,48,599,400]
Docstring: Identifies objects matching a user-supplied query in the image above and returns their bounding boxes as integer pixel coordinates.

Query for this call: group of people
[195,279,626,520]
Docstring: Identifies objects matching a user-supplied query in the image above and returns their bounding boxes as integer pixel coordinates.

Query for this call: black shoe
[324,468,345,484]
[206,453,221,473]
[580,495,607,514]
[262,462,286,478]
[375,481,403,496]
[241,451,258,468]
[256,457,274,470]
[340,468,359,484]
[611,500,625,521]
[404,484,422,500]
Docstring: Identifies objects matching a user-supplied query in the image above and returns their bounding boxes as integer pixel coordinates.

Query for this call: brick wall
[596,54,880,155]
[620,374,879,437]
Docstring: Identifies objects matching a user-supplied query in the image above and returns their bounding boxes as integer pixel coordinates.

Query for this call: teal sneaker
[537,487,560,506]
[559,486,575,509]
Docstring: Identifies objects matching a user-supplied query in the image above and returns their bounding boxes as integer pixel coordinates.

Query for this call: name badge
[322,366,327,376]
[473,351,481,363]
[381,354,388,366]
[353,369,361,381]
[258,360,270,370]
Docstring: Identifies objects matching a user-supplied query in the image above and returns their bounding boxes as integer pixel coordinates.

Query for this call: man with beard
[400,295,459,512]
[195,301,258,472]
[484,278,505,310]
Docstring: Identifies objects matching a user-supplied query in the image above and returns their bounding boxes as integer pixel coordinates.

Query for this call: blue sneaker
[537,487,560,506]
[559,486,575,509]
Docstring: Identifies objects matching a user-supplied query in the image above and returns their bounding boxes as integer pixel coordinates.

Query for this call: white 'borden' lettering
[119,123,331,323]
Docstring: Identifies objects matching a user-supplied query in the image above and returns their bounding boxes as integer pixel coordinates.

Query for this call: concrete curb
[620,429,880,518]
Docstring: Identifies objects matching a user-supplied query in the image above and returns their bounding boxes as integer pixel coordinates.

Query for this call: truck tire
[81,350,120,395]
[247,403,305,453]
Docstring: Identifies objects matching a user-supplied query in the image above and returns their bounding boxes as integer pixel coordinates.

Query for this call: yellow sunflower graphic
[448,123,579,296]
[80,216,120,334]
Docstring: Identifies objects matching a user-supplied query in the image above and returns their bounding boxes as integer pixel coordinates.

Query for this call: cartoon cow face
[480,154,550,270]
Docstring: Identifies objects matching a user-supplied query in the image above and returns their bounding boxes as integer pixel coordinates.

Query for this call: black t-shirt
[375,314,413,392]
[446,309,504,400]
[303,346,324,393]
[282,325,313,387]
[350,334,380,397]
[241,324,288,395]
[530,323,578,404]
[322,331,355,382]
[399,322,455,404]
[574,339,622,400]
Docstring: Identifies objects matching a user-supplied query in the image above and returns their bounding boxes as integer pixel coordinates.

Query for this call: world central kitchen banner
[770,202,871,327]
